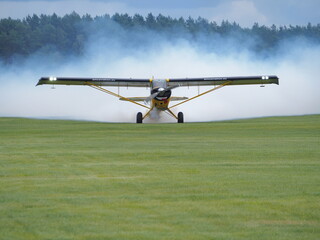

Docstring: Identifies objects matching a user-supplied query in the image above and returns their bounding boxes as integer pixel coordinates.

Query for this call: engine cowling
[151,87,172,101]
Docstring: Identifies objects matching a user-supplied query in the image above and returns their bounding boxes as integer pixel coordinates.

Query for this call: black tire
[136,112,143,123]
[178,112,184,123]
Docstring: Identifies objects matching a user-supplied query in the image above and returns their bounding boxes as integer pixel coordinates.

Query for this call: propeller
[144,85,179,104]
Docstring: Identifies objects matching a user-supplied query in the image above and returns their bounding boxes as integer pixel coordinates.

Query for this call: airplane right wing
[37,77,151,87]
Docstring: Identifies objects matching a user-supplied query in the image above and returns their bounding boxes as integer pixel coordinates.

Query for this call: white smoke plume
[0,25,319,123]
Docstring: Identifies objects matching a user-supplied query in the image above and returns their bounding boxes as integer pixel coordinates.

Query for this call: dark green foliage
[0,12,320,62]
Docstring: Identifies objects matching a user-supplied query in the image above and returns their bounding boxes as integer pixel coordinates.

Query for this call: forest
[0,12,320,62]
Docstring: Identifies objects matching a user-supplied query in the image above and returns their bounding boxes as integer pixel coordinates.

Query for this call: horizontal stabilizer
[119,97,147,102]
[171,97,188,101]
[119,96,188,102]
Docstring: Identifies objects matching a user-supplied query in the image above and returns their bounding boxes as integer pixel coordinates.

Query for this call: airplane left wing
[36,77,151,87]
[167,75,279,87]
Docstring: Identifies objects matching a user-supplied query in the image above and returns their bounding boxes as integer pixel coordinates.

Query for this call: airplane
[36,75,279,123]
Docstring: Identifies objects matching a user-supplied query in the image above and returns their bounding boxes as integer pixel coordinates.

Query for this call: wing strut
[170,81,232,109]
[86,82,151,110]
[143,106,154,120]
[166,108,178,119]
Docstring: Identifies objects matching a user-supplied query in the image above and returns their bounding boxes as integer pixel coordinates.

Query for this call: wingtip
[36,77,46,86]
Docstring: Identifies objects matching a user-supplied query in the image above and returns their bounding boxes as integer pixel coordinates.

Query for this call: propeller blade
[144,85,179,104]
[166,85,180,90]
[144,92,160,104]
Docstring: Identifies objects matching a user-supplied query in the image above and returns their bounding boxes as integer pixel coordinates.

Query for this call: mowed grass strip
[0,115,319,240]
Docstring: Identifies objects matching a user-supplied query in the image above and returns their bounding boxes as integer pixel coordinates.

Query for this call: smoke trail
[0,23,319,122]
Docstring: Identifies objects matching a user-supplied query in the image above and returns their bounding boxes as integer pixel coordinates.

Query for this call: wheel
[136,112,143,123]
[178,112,184,123]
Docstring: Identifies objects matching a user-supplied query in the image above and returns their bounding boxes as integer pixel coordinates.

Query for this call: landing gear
[136,112,143,123]
[178,112,184,123]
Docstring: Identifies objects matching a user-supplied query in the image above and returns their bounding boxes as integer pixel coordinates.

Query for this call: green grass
[0,115,319,240]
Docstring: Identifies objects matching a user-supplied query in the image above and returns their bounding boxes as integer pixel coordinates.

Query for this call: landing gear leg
[178,112,184,123]
[136,112,143,123]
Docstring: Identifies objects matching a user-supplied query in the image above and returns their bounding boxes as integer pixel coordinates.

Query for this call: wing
[167,75,279,87]
[36,77,151,87]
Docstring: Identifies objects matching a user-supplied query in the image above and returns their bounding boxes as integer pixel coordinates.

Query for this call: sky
[0,0,320,27]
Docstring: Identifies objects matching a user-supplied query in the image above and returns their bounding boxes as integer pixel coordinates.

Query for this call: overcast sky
[0,0,319,27]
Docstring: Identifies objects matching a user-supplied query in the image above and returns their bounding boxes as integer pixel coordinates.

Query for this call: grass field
[0,115,319,240]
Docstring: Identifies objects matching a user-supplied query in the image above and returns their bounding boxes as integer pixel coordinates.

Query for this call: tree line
[0,12,319,62]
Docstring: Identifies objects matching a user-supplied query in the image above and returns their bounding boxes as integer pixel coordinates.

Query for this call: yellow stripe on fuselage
[152,98,171,110]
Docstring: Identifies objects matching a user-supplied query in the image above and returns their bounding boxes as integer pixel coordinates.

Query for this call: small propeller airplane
[37,75,279,123]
